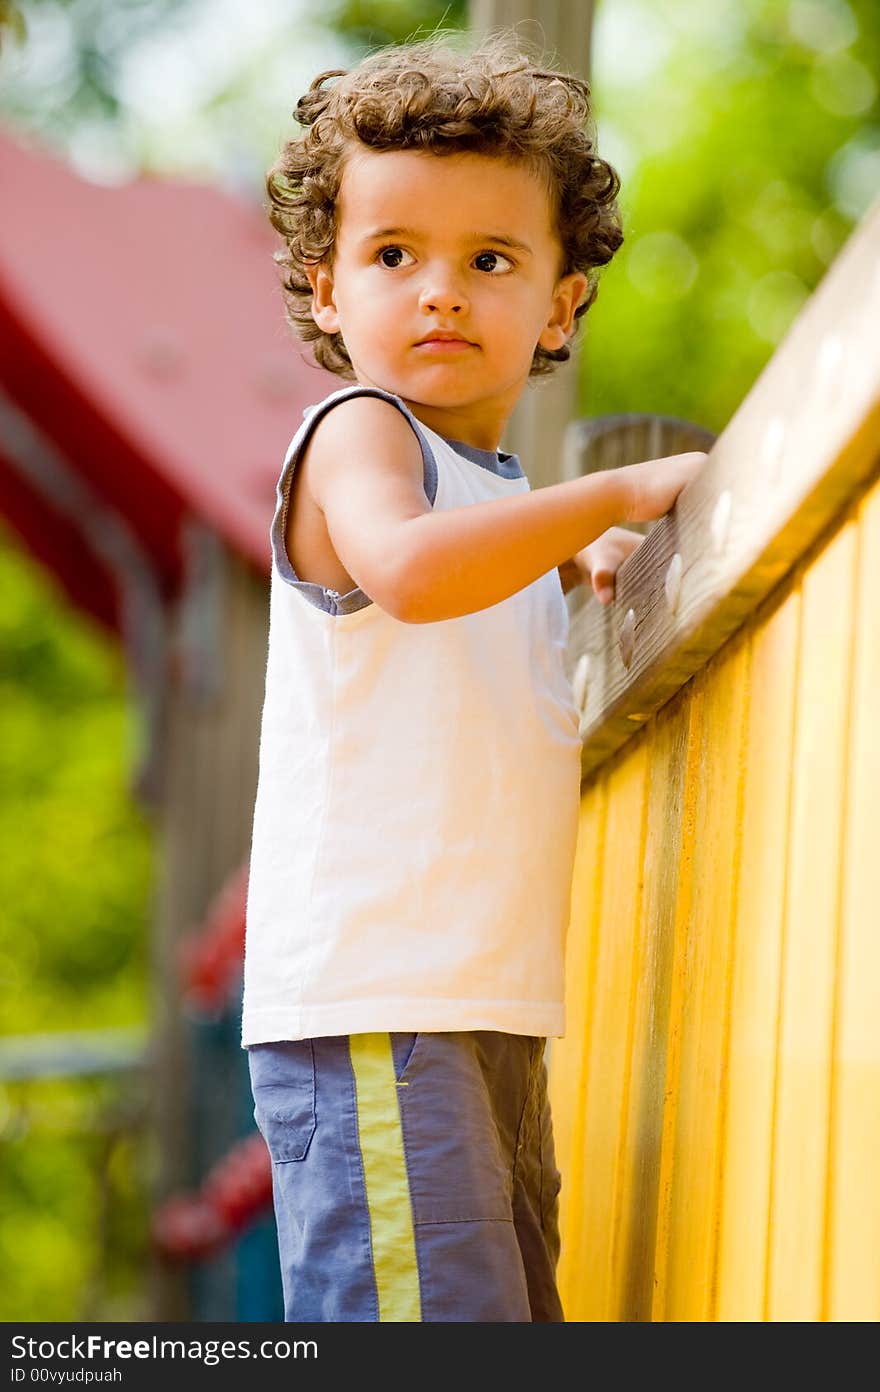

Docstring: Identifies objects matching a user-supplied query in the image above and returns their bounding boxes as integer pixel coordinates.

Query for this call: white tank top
[241,384,582,1045]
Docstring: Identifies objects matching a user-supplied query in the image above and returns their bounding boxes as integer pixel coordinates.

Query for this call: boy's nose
[418,280,468,316]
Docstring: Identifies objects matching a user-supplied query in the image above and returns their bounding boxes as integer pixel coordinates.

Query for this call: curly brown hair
[265,28,623,378]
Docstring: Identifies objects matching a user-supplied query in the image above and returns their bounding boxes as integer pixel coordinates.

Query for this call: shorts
[247,1030,564,1322]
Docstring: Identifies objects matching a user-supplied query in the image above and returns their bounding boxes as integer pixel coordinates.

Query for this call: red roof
[0,124,336,632]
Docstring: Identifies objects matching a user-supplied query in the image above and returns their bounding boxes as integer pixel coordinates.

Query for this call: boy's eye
[473,250,513,274]
[377,246,414,269]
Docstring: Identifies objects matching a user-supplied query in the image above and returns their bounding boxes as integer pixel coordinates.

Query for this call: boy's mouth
[414,331,475,351]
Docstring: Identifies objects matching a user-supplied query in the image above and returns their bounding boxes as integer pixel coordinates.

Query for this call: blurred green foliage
[0,1,27,51]
[0,0,877,1322]
[0,1071,151,1320]
[327,0,466,47]
[585,0,880,432]
[0,523,153,1318]
[0,526,152,1034]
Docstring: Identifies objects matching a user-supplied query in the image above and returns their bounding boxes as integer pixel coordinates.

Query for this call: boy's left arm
[558,525,646,605]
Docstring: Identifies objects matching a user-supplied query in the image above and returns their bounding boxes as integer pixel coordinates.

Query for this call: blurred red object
[0,125,336,634]
[179,861,248,1012]
[152,1132,273,1262]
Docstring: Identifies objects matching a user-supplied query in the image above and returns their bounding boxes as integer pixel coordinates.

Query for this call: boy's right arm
[307,397,705,624]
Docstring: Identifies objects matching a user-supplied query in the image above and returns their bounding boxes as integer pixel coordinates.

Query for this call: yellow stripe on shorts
[349,1033,421,1321]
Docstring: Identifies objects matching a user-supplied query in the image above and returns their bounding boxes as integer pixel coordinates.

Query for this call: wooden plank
[149,539,269,1319]
[566,741,649,1320]
[648,683,703,1320]
[715,586,800,1320]
[824,478,880,1321]
[766,519,858,1320]
[563,414,717,698]
[550,776,608,1315]
[612,688,695,1321]
[470,0,595,490]
[568,201,880,780]
[658,640,750,1321]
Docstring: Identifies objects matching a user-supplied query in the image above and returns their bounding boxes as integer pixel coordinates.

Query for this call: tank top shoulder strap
[269,385,440,616]
[285,384,438,504]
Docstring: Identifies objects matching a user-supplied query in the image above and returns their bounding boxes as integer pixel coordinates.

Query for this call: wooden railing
[548,199,880,1321]
[564,202,880,780]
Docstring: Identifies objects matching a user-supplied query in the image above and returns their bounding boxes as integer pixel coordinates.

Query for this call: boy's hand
[571,526,646,605]
[620,451,708,525]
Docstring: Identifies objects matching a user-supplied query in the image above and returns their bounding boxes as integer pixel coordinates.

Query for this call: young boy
[242,30,705,1322]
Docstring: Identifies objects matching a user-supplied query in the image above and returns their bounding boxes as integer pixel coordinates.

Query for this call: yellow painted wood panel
[825,483,880,1320]
[555,465,880,1321]
[767,520,858,1320]
[645,702,701,1323]
[612,691,697,1320]
[564,743,649,1320]
[659,642,751,1321]
[551,777,608,1306]
[715,588,800,1319]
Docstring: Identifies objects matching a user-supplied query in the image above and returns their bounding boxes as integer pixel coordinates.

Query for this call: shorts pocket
[248,1039,317,1163]
[391,1031,423,1086]
[395,1032,515,1224]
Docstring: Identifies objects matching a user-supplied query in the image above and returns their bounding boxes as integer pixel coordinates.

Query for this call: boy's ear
[305,261,341,334]
[539,271,590,352]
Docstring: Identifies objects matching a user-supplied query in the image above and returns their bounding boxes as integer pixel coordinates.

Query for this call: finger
[592,568,615,604]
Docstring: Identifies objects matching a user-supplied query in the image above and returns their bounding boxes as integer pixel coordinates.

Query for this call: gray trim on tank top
[270,386,524,616]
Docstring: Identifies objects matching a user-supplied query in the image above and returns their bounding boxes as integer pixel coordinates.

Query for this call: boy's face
[305,146,588,447]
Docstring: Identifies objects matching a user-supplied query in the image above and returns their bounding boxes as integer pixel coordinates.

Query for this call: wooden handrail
[566,199,880,782]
